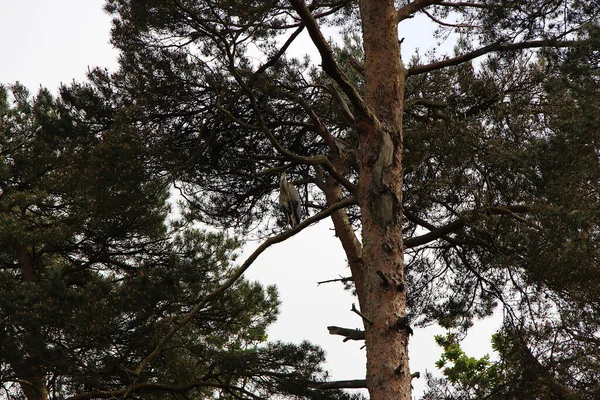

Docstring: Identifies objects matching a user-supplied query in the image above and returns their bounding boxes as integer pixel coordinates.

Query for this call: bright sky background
[0,1,501,398]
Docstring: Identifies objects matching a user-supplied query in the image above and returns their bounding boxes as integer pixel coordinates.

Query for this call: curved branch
[408,39,580,76]
[132,197,358,375]
[439,1,492,8]
[421,7,479,29]
[396,0,443,23]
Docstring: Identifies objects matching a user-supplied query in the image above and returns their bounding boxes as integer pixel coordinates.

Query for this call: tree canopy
[3,0,600,399]
[0,84,359,400]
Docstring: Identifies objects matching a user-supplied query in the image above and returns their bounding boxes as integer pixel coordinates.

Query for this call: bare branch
[317,276,354,285]
[421,7,479,29]
[348,56,364,77]
[439,1,492,9]
[255,24,305,76]
[327,325,366,341]
[351,303,373,325]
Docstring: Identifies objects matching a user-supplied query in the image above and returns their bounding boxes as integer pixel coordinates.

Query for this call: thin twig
[317,276,354,285]
[351,303,373,325]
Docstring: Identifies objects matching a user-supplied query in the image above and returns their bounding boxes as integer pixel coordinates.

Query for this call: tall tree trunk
[15,246,49,400]
[357,1,409,399]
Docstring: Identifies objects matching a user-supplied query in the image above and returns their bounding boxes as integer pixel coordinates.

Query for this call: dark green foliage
[425,326,600,400]
[417,27,600,399]
[31,0,600,398]
[0,85,351,400]
[422,333,504,400]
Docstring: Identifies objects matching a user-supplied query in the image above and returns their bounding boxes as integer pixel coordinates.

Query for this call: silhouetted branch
[404,205,529,248]
[396,0,443,23]
[66,381,251,400]
[255,25,305,75]
[317,276,354,285]
[288,0,374,124]
[132,197,358,376]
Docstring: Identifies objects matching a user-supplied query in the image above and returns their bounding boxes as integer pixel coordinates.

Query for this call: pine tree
[424,31,600,400]
[92,1,600,398]
[0,84,356,400]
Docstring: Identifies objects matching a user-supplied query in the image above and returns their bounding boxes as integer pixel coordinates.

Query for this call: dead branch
[351,303,373,325]
[327,325,366,341]
[317,276,354,285]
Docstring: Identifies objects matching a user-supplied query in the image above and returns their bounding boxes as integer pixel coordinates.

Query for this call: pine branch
[421,7,479,29]
[408,39,580,76]
[404,97,448,110]
[255,24,305,76]
[65,381,256,400]
[404,205,529,248]
[439,2,493,8]
[404,218,466,248]
[131,197,358,376]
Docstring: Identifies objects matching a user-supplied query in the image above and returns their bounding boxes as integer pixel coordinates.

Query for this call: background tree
[424,31,600,400]
[0,84,357,400]
[68,0,600,398]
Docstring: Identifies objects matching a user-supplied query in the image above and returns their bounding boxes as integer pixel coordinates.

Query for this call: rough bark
[356,1,409,399]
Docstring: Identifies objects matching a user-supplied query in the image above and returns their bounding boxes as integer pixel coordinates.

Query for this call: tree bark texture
[356,1,409,399]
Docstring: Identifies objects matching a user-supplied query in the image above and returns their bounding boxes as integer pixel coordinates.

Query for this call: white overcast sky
[0,1,500,398]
